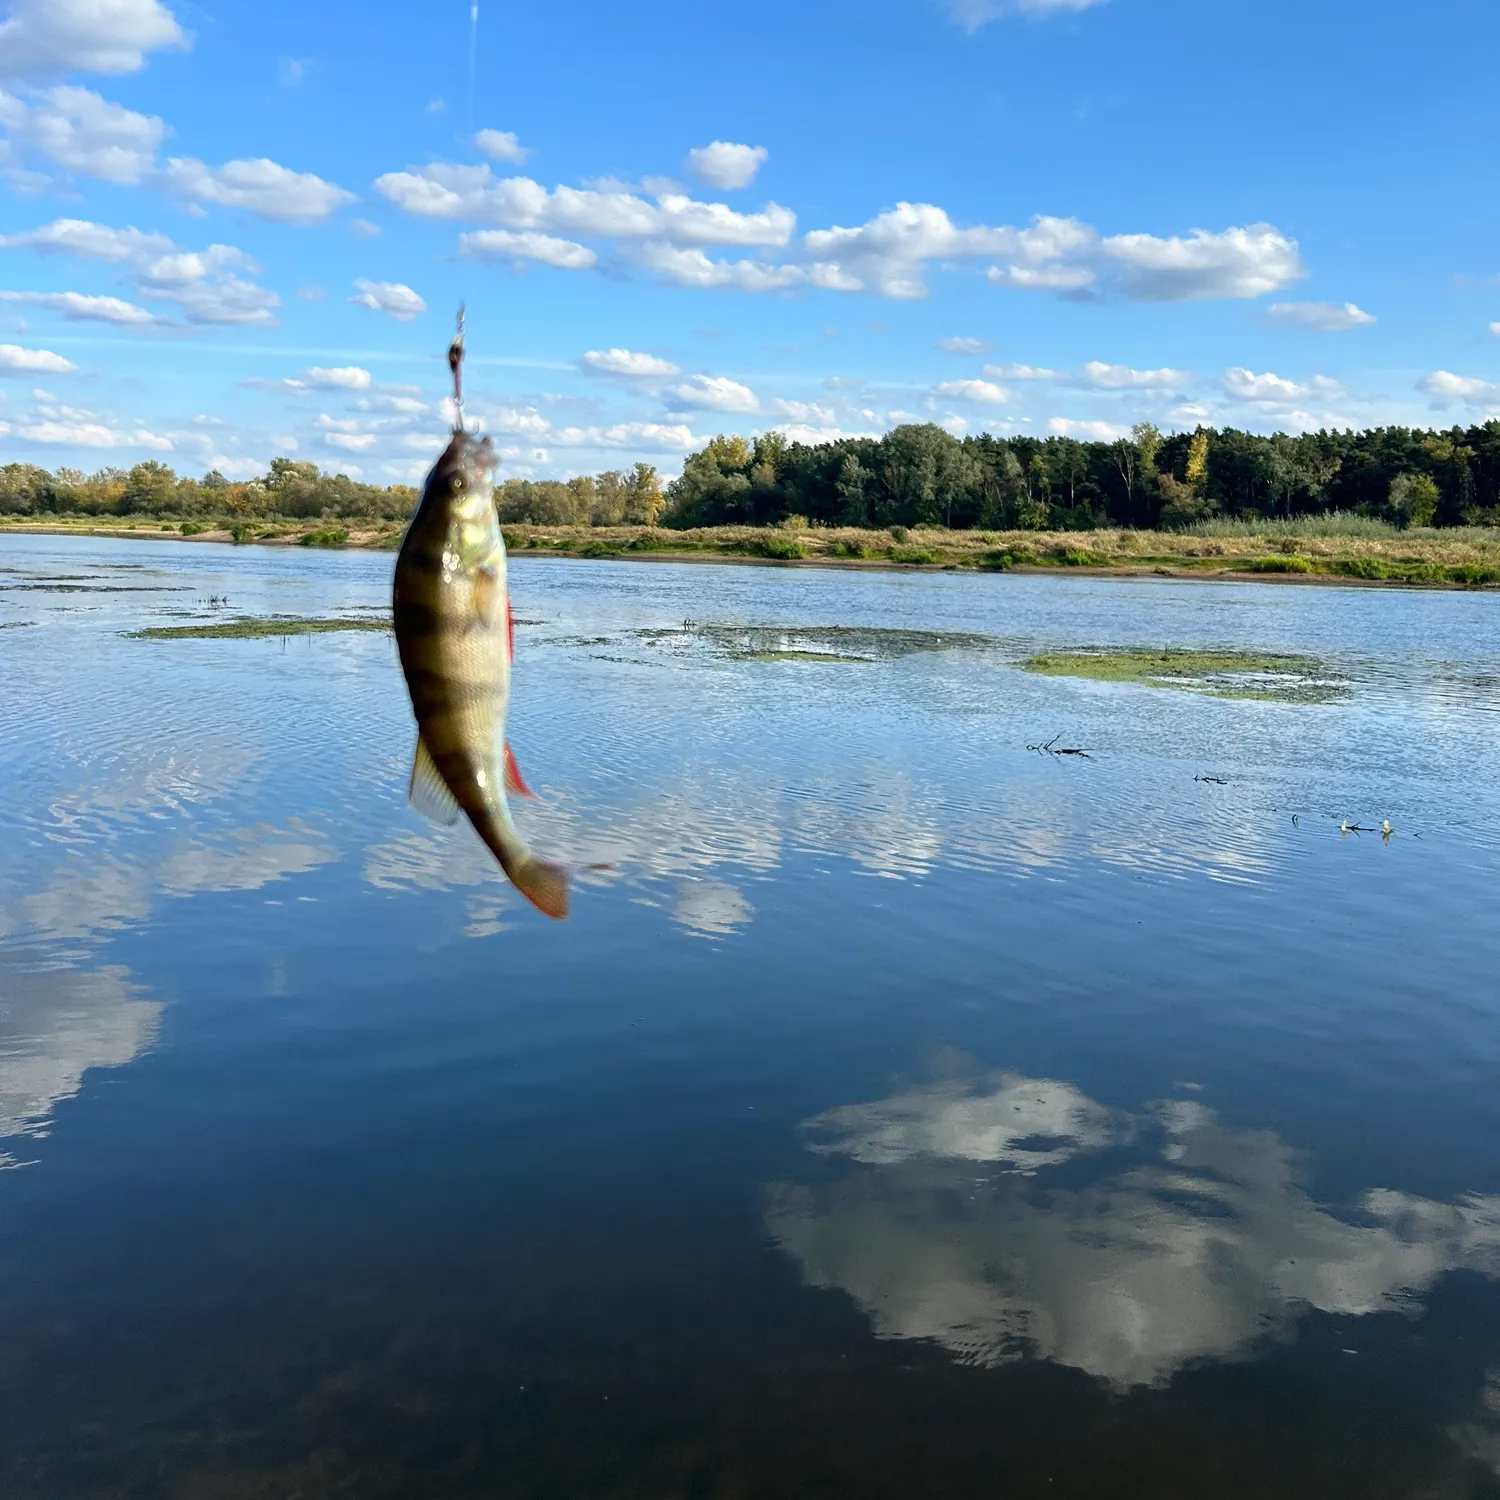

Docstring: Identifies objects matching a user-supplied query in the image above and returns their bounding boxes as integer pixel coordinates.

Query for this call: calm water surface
[3,532,1500,1497]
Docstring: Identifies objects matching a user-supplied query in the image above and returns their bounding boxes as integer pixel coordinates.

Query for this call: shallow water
[3,532,1500,1498]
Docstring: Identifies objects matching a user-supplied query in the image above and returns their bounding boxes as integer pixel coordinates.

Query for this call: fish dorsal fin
[503,741,536,799]
[409,736,461,826]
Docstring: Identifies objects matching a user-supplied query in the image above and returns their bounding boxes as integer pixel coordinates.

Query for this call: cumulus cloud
[0,288,159,324]
[0,85,163,183]
[578,347,680,379]
[940,0,1108,31]
[474,129,528,164]
[246,365,372,393]
[375,163,795,246]
[1419,370,1500,405]
[549,421,702,452]
[666,374,759,413]
[323,431,375,452]
[1077,360,1189,390]
[684,141,768,190]
[459,228,596,269]
[160,156,354,224]
[0,341,74,374]
[806,205,1302,302]
[0,217,280,326]
[348,278,426,321]
[934,378,1010,405]
[631,242,804,292]
[1224,367,1342,404]
[0,216,171,262]
[939,335,993,355]
[20,404,170,447]
[1491,323,1500,337]
[984,362,1060,380]
[1047,416,1129,440]
[0,0,188,79]
[1265,300,1376,332]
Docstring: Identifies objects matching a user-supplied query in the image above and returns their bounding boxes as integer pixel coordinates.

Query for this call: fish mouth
[439,428,497,487]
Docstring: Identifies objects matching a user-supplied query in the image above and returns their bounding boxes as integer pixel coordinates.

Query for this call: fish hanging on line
[391,306,568,919]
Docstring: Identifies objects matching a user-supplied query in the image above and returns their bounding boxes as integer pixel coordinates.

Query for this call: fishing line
[467,2,479,135]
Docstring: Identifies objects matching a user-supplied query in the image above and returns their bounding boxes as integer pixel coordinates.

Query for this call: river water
[3,531,1500,1498]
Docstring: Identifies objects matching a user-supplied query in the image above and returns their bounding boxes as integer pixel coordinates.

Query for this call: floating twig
[1028,734,1092,759]
[1195,774,1228,785]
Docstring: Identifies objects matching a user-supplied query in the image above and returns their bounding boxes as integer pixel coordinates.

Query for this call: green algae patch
[742,649,871,664]
[1022,648,1343,703]
[129,615,390,640]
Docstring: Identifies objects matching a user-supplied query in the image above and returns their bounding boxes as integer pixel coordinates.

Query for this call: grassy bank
[6,513,1500,588]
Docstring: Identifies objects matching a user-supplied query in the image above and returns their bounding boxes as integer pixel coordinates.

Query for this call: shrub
[888,525,908,543]
[179,521,207,536]
[299,526,349,548]
[980,547,1036,570]
[891,547,938,565]
[832,540,870,559]
[748,533,805,560]
[1245,555,1313,573]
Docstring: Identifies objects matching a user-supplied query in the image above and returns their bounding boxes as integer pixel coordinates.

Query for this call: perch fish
[392,321,567,918]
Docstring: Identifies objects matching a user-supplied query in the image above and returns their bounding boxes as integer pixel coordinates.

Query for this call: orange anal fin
[503,741,536,799]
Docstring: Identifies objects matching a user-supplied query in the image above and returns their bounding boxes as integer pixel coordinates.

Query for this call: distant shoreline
[4,518,1499,591]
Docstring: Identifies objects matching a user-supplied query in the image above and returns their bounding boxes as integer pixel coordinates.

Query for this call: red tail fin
[510,856,569,920]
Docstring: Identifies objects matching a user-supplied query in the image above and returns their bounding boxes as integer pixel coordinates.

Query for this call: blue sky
[1,0,1497,482]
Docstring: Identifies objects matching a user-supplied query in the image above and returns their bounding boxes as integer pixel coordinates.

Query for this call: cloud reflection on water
[767,1066,1500,1390]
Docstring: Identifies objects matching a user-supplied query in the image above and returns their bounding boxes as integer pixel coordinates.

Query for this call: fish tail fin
[508,852,570,920]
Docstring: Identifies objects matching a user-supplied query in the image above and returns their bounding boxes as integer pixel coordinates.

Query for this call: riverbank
[6,515,1500,588]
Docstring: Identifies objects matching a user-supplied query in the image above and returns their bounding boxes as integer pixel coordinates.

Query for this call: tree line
[6,419,1500,532]
[662,421,1500,531]
[0,457,666,527]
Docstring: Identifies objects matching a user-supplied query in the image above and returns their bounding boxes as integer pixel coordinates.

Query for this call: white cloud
[1100,223,1303,301]
[350,218,380,238]
[939,335,993,355]
[0,216,172,262]
[160,156,354,224]
[0,86,163,183]
[1491,322,1500,337]
[805,205,1301,303]
[769,399,839,425]
[666,374,759,413]
[1265,300,1376,331]
[632,242,804,292]
[0,0,187,79]
[1047,417,1129,440]
[375,163,794,246]
[941,0,1108,31]
[684,141,768,191]
[549,421,702,452]
[276,57,306,87]
[935,377,1010,405]
[0,289,159,324]
[474,129,528,164]
[984,362,1060,380]
[348,278,426,321]
[307,365,370,390]
[0,218,281,326]
[20,418,169,448]
[459,228,596,270]
[324,431,375,452]
[0,342,74,373]
[1419,370,1500,404]
[1224,367,1341,404]
[1077,360,1189,390]
[579,347,680,379]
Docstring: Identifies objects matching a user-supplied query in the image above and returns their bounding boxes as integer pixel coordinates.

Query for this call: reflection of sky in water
[768,1065,1500,1390]
[4,534,1500,1491]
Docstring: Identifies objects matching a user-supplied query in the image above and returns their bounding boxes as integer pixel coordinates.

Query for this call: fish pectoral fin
[503,741,536,799]
[408,735,461,827]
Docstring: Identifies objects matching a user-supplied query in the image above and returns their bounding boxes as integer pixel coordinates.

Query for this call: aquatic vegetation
[179,521,208,536]
[1023,648,1344,703]
[129,616,390,639]
[742,649,871,664]
[633,621,996,663]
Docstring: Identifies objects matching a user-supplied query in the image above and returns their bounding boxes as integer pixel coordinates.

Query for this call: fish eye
[451,475,465,492]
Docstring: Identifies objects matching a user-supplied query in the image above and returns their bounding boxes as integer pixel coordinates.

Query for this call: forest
[4,419,1500,532]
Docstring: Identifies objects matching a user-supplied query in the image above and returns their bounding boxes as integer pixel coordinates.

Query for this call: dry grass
[8,513,1500,585]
